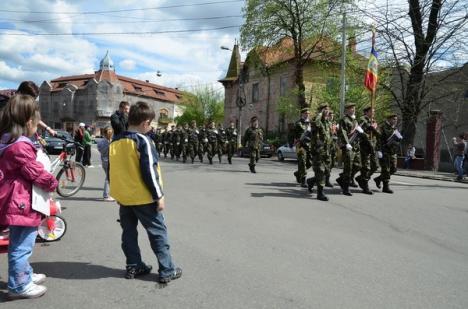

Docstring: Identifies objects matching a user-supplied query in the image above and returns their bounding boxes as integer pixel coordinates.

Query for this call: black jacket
[110,111,128,136]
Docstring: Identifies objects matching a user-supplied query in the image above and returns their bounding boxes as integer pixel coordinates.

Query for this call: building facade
[39,51,183,133]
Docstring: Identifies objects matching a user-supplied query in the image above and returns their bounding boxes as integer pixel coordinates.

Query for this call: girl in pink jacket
[0,94,58,300]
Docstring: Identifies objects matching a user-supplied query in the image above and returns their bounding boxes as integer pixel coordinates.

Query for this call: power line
[0,25,241,36]
[0,0,244,15]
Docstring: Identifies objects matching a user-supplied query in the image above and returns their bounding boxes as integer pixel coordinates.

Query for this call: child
[0,95,58,299]
[109,101,182,283]
[97,127,114,201]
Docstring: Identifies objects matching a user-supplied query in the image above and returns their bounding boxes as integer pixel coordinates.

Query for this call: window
[280,76,288,96]
[154,90,166,96]
[134,85,143,92]
[252,82,259,103]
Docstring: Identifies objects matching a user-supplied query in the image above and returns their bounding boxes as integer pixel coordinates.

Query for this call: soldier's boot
[218,155,222,164]
[306,177,315,193]
[300,177,307,188]
[249,164,256,173]
[325,175,333,188]
[374,176,382,189]
[336,176,344,190]
[349,178,358,188]
[209,157,213,165]
[228,157,232,164]
[382,181,394,194]
[199,155,203,163]
[342,183,353,196]
[316,185,329,202]
[294,171,301,184]
[355,175,365,190]
[362,181,373,195]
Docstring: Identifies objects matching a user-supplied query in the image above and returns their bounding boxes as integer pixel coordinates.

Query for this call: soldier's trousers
[313,152,331,187]
[227,142,236,160]
[360,150,378,181]
[206,142,218,160]
[341,148,361,183]
[188,142,200,160]
[379,153,397,182]
[181,144,188,160]
[163,143,170,157]
[296,147,310,180]
[218,143,226,159]
[249,147,260,166]
[199,143,207,160]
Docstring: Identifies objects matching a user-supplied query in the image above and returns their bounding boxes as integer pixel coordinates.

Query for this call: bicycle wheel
[37,215,67,242]
[56,162,86,197]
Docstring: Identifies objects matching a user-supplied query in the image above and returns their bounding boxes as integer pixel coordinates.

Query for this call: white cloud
[119,59,137,71]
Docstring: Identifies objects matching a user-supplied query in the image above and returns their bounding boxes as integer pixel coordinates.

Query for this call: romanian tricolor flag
[364,30,378,92]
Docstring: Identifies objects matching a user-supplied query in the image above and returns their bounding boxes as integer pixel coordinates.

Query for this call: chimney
[146,80,149,83]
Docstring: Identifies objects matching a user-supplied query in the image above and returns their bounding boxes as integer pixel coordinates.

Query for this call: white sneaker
[8,283,47,299]
[103,197,115,202]
[32,273,46,284]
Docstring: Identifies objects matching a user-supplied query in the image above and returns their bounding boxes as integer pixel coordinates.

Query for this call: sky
[0,0,245,92]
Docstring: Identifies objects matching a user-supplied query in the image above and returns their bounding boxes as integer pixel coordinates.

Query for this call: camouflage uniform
[375,118,401,193]
[243,123,263,173]
[293,117,312,186]
[180,125,189,163]
[225,125,238,164]
[206,125,218,164]
[356,114,379,194]
[172,127,182,160]
[153,128,163,155]
[188,124,201,163]
[198,127,208,163]
[336,113,362,196]
[217,125,227,163]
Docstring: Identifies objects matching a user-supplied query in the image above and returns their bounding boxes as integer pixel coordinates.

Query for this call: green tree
[175,86,224,125]
[241,0,342,109]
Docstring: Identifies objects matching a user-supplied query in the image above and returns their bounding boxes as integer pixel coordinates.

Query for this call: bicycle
[48,135,86,197]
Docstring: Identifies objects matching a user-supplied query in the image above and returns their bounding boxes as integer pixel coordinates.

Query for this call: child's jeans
[119,203,175,278]
[454,155,464,178]
[8,226,37,293]
[102,161,110,198]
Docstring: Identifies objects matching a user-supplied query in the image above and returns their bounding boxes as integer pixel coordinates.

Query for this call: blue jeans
[454,155,464,178]
[8,226,38,293]
[119,204,175,278]
[102,161,109,198]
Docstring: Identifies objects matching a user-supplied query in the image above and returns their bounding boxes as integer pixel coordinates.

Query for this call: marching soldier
[374,113,402,193]
[328,111,338,188]
[206,121,218,164]
[293,108,312,187]
[306,104,333,201]
[180,123,190,163]
[172,124,182,160]
[355,107,379,194]
[243,116,263,173]
[165,125,175,159]
[336,103,362,196]
[217,123,227,163]
[188,120,201,163]
[225,121,238,164]
[153,127,163,154]
[198,125,208,163]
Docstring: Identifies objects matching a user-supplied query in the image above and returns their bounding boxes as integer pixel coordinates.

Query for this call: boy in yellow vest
[109,101,182,283]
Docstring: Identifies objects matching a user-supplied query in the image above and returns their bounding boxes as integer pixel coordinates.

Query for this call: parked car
[276,144,297,161]
[238,142,274,158]
[43,130,76,155]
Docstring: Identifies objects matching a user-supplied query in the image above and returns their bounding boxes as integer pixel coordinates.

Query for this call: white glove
[377,151,383,159]
[345,143,352,151]
[394,129,403,140]
[356,125,364,134]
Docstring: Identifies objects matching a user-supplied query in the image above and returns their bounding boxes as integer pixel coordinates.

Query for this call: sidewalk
[395,169,468,183]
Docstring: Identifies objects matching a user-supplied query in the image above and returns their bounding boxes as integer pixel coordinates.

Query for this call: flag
[364,30,378,92]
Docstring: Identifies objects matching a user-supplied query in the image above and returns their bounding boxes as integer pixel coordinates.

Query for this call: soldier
[242,116,263,173]
[328,111,338,188]
[225,121,238,164]
[292,108,312,187]
[217,123,227,163]
[165,125,176,159]
[355,107,379,194]
[153,127,163,154]
[206,121,218,164]
[180,123,190,163]
[306,104,333,201]
[188,120,201,163]
[172,124,182,160]
[336,103,362,196]
[374,113,402,193]
[198,125,208,163]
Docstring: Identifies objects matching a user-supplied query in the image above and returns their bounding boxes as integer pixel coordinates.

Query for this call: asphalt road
[1,148,468,308]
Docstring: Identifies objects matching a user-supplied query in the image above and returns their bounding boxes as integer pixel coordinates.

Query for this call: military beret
[386,112,398,119]
[300,107,310,113]
[345,103,356,109]
[317,104,329,111]
[250,116,258,122]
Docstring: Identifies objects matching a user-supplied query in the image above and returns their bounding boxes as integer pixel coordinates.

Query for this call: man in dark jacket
[110,101,130,137]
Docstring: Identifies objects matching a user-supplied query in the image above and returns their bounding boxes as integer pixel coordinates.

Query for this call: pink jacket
[0,135,58,227]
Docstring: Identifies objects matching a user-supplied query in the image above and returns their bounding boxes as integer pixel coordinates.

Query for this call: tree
[241,0,342,109]
[175,86,224,125]
[366,0,468,146]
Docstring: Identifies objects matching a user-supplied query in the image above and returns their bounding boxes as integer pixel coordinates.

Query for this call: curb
[395,172,468,184]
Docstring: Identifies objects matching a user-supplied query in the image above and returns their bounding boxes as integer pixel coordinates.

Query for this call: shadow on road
[57,197,105,202]
[30,261,123,280]
[80,186,103,191]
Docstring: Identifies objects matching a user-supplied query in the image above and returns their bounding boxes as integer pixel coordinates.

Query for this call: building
[39,51,184,133]
[219,37,362,136]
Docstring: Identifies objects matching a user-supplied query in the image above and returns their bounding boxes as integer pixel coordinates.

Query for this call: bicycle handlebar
[55,134,84,149]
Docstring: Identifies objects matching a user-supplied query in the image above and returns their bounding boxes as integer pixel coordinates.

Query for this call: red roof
[49,71,183,104]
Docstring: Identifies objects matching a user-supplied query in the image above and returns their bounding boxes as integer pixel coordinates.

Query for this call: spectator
[16,81,56,137]
[452,134,465,181]
[97,127,114,201]
[82,125,93,167]
[110,101,130,137]
[404,144,416,169]
[74,123,85,163]
[0,94,58,299]
[109,101,182,283]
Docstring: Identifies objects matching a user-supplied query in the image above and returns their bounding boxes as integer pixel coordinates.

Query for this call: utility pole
[339,1,347,118]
